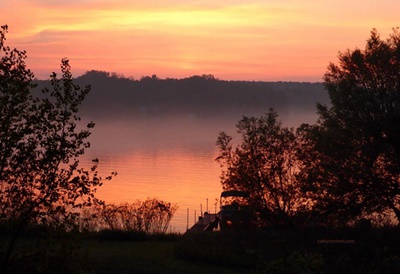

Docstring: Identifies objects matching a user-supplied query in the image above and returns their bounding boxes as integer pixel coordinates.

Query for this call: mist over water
[82,111,319,233]
[33,74,329,232]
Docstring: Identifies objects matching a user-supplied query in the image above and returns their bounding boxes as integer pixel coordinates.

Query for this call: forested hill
[34,71,330,121]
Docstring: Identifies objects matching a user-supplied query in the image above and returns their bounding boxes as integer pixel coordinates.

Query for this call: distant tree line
[217,28,400,228]
[34,69,329,121]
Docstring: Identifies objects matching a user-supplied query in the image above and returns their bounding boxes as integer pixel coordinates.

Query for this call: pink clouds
[2,0,399,81]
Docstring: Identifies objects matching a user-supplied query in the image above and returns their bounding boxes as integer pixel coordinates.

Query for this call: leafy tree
[300,28,400,225]
[216,109,305,227]
[0,25,112,270]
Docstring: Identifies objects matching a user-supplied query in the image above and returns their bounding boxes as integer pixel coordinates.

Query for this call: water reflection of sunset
[4,0,399,234]
[85,147,222,233]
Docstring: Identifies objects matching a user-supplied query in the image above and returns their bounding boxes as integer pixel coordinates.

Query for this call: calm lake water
[81,112,317,233]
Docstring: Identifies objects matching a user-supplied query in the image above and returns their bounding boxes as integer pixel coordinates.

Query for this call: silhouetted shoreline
[34,72,329,122]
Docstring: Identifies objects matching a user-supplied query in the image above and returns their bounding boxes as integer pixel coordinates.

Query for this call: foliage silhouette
[79,199,178,235]
[0,25,113,270]
[216,109,306,227]
[299,28,400,225]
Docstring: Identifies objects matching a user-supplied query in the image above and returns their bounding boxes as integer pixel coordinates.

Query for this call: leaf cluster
[217,28,400,228]
[216,109,305,227]
[0,25,113,270]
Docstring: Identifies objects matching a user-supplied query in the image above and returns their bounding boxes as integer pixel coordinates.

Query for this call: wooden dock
[185,213,218,233]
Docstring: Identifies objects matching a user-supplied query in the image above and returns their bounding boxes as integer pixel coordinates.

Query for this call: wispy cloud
[2,0,399,81]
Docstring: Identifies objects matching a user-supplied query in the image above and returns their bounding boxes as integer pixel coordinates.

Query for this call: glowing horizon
[2,0,399,81]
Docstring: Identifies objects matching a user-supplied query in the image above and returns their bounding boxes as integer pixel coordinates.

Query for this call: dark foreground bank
[1,226,399,273]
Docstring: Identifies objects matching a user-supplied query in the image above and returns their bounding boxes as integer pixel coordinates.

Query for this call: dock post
[186,208,189,231]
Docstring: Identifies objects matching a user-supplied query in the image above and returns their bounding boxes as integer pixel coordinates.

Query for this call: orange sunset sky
[2,0,399,81]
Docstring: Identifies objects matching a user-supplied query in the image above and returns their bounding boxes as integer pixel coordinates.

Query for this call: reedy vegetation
[79,199,178,234]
